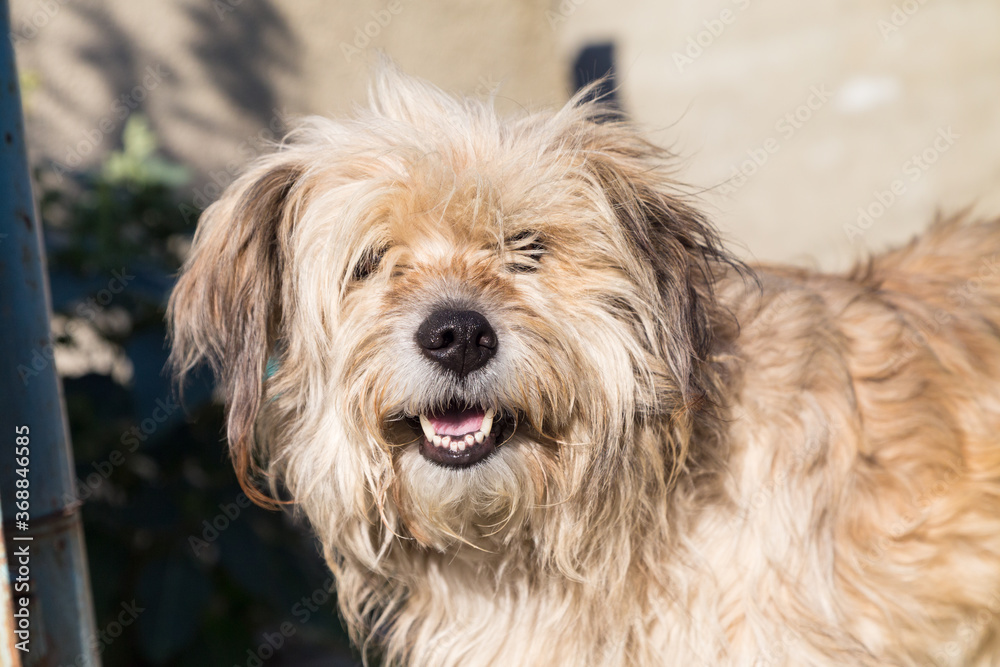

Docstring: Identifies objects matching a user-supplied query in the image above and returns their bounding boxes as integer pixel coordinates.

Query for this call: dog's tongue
[428,407,485,436]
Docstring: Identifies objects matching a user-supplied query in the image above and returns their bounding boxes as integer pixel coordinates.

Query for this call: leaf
[100,115,191,188]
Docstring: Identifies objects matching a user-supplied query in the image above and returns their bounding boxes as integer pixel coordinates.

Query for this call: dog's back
[710,215,1000,665]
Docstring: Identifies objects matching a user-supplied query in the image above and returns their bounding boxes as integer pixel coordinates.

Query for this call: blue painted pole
[0,0,99,663]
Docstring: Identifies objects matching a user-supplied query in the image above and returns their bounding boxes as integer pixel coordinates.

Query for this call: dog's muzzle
[409,309,515,467]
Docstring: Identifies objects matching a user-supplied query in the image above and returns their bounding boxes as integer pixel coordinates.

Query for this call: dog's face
[169,68,732,563]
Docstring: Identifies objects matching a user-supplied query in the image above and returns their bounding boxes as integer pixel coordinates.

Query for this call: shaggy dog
[168,66,1000,666]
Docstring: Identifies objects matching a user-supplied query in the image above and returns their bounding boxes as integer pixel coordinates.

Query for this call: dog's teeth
[474,431,485,444]
[481,409,495,438]
[464,434,475,446]
[433,435,442,447]
[441,436,451,449]
[419,414,436,442]
[457,439,466,451]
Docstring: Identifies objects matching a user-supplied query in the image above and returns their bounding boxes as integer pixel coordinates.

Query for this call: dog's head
[168,66,735,570]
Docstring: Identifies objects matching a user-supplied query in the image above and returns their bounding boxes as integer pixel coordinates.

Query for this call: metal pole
[0,0,99,663]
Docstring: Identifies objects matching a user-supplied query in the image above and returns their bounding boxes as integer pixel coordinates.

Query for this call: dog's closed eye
[505,230,545,273]
[353,245,388,281]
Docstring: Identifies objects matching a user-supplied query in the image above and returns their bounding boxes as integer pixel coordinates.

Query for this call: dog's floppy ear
[168,155,304,507]
[576,114,740,404]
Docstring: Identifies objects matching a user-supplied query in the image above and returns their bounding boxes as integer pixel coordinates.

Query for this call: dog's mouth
[409,404,513,468]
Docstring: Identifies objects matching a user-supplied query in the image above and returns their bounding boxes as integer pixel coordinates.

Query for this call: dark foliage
[39,116,358,666]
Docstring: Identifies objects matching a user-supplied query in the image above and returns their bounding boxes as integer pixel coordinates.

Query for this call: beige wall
[554,0,1000,269]
[11,0,565,206]
[12,0,1000,269]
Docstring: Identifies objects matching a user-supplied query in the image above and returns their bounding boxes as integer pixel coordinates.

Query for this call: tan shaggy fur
[168,65,1000,666]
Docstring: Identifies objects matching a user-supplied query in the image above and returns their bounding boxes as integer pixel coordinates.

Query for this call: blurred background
[6,0,999,664]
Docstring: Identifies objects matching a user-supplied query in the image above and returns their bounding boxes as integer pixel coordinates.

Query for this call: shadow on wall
[179,2,299,137]
[41,0,300,169]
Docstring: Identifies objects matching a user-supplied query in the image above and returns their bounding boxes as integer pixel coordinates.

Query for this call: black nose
[415,309,498,378]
